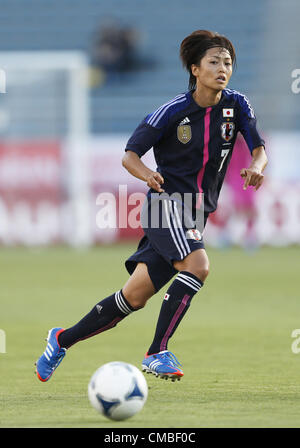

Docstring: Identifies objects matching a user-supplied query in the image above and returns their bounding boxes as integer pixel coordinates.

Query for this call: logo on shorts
[177,124,192,144]
[186,229,202,241]
[164,293,170,301]
[221,122,235,142]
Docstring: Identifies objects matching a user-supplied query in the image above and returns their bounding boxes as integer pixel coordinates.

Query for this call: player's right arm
[122,150,165,193]
[122,111,167,193]
[122,94,188,192]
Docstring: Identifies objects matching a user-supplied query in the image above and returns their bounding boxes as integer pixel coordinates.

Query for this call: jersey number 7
[218,149,230,172]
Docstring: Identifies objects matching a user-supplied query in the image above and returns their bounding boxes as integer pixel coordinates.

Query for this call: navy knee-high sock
[58,290,135,349]
[147,271,203,355]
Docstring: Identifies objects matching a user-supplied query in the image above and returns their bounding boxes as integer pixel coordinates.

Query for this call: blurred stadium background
[1,0,300,429]
[0,0,299,247]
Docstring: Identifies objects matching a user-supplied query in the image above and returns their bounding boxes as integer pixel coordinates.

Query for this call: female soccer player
[36,30,267,382]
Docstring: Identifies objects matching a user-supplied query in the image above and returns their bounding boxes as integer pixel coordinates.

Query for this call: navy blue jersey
[125,88,265,214]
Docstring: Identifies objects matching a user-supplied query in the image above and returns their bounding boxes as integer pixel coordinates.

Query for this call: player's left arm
[240,145,268,191]
[237,94,268,191]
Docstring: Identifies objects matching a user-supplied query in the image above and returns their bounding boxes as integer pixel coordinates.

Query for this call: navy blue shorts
[125,195,208,292]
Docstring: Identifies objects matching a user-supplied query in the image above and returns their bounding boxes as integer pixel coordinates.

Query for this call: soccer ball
[88,361,148,421]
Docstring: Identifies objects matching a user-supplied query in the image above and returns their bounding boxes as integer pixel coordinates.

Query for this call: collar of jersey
[187,89,226,110]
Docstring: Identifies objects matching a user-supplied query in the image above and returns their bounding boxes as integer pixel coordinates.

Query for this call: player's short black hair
[180,30,236,90]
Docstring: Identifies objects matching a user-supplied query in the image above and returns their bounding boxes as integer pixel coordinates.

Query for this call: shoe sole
[141,365,183,382]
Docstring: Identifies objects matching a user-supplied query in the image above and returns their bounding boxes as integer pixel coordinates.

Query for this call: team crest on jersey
[177,125,192,144]
[220,122,235,142]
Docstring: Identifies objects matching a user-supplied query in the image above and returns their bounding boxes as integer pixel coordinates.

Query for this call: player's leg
[142,248,209,380]
[122,262,156,309]
[141,197,210,379]
[146,248,209,356]
[173,247,210,280]
[57,262,155,349]
[35,262,155,382]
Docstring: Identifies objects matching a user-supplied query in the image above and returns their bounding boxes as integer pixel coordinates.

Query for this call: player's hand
[146,171,165,193]
[240,167,264,191]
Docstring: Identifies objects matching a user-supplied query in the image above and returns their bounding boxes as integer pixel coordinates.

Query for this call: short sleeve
[125,118,165,158]
[237,94,265,153]
[125,93,188,157]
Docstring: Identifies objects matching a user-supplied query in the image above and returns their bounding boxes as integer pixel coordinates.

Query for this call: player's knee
[130,299,146,310]
[189,264,210,283]
[198,265,210,282]
[132,302,146,310]
[123,291,153,310]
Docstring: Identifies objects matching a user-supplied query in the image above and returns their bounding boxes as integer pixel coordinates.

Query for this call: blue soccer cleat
[35,327,66,382]
[142,350,184,381]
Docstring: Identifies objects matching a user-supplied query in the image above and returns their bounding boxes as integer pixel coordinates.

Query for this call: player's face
[191,47,233,91]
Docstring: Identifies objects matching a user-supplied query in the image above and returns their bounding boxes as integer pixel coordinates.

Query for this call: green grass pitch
[0,244,300,428]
